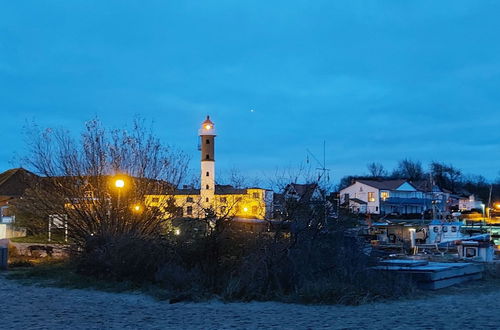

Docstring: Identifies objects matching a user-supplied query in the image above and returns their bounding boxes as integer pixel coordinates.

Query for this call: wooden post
[0,246,8,270]
[48,216,52,242]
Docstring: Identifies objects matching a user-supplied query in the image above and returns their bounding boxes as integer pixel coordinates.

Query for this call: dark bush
[75,233,168,282]
[72,218,416,304]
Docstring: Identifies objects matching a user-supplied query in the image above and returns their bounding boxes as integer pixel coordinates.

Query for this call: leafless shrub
[16,118,189,278]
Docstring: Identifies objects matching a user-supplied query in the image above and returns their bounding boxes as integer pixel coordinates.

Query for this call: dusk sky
[1,1,499,184]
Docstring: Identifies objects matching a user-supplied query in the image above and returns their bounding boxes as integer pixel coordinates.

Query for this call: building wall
[145,188,271,220]
[340,182,380,214]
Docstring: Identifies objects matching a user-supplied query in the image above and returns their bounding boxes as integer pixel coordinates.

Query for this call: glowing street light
[115,179,125,188]
[114,178,125,208]
[132,204,142,213]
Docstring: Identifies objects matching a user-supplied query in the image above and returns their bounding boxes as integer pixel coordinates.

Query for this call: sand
[0,276,499,329]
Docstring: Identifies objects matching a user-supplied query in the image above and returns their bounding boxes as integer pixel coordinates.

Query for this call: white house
[458,194,483,211]
[340,179,439,215]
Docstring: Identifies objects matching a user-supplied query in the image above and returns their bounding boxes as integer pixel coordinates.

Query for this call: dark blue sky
[1,1,499,184]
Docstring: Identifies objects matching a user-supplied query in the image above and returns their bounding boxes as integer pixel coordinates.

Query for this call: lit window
[368,192,375,202]
[381,191,389,200]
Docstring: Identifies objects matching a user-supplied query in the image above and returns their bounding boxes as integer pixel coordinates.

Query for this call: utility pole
[488,184,493,220]
[306,141,331,226]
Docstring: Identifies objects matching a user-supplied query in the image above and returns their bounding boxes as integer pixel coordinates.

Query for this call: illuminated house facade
[146,116,273,219]
[340,179,447,215]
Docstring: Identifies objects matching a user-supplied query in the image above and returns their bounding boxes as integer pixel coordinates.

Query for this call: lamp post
[115,179,125,208]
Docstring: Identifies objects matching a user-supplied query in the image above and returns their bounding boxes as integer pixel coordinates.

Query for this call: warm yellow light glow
[174,228,181,235]
[495,203,500,209]
[115,179,125,188]
[205,124,211,130]
[132,204,141,212]
[243,207,248,212]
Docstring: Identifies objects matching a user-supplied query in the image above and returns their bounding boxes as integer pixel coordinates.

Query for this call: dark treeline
[339,159,500,203]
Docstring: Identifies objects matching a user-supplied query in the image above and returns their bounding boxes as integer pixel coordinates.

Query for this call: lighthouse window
[206,139,210,144]
[206,171,209,177]
[206,197,209,202]
[206,154,210,160]
[206,184,209,189]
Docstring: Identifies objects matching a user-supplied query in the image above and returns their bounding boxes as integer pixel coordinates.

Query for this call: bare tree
[17,118,189,248]
[366,162,387,178]
[391,158,425,181]
[430,161,462,192]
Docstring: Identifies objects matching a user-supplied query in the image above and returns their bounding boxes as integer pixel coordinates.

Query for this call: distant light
[133,205,141,212]
[205,124,211,130]
[250,109,255,113]
[243,207,248,212]
[115,179,125,188]
[174,228,181,235]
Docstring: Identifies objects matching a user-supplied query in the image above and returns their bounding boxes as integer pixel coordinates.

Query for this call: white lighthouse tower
[199,116,216,209]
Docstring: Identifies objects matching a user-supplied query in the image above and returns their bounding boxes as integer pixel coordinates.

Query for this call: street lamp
[115,179,125,208]
[132,204,142,213]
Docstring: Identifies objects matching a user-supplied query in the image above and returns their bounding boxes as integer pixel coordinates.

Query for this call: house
[270,183,327,221]
[0,168,36,238]
[458,194,483,211]
[340,179,441,215]
[283,183,323,203]
[0,168,38,224]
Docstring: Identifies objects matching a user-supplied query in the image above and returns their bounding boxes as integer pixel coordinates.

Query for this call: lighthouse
[199,116,216,208]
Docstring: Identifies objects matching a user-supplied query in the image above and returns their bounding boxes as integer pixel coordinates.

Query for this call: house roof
[174,188,201,195]
[411,180,442,192]
[215,185,247,195]
[285,183,320,201]
[174,185,248,196]
[356,179,410,191]
[0,168,38,198]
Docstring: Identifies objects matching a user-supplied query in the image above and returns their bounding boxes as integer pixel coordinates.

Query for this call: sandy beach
[0,275,499,329]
